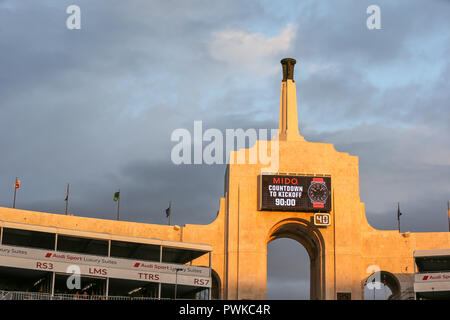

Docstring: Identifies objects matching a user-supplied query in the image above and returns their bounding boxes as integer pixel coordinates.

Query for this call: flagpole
[117,189,120,221]
[65,183,70,215]
[168,200,171,226]
[447,200,449,232]
[13,177,18,209]
[397,202,401,233]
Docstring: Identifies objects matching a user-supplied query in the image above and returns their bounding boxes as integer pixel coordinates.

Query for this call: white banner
[0,245,211,287]
[414,281,450,293]
[0,244,209,277]
[415,272,450,283]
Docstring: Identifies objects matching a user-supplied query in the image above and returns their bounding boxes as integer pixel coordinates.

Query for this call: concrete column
[278,58,304,142]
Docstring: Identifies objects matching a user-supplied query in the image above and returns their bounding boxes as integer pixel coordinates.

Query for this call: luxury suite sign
[258,174,332,212]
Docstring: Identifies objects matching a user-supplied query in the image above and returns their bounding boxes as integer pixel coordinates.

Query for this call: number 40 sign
[314,213,331,227]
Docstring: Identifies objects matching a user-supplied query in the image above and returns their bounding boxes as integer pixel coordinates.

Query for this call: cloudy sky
[0,0,449,299]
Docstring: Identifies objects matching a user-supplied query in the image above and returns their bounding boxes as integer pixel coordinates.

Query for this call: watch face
[308,183,329,203]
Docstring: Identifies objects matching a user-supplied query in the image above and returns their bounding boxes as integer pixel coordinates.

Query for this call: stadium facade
[0,220,213,299]
[0,58,449,300]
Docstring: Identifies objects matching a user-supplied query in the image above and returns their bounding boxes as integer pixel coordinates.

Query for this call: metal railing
[0,291,12,300]
[0,290,161,301]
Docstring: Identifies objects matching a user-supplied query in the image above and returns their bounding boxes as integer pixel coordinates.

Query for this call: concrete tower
[278,58,305,141]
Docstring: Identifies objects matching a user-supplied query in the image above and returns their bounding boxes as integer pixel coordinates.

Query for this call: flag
[113,191,120,201]
[397,203,402,219]
[65,184,70,201]
[165,202,171,218]
[15,178,21,189]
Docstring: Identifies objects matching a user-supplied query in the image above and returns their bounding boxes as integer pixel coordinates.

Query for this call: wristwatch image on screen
[307,178,329,208]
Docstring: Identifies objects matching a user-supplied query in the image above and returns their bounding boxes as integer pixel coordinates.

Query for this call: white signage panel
[0,245,209,277]
[415,272,450,283]
[0,245,211,288]
[414,281,450,293]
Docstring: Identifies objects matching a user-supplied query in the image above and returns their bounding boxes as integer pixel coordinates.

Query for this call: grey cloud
[306,124,450,232]
[0,0,449,299]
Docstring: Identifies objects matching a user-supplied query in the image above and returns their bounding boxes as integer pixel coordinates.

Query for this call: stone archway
[363,270,401,300]
[266,218,326,300]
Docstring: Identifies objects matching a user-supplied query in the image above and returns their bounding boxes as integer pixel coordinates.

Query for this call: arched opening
[210,269,221,300]
[363,271,401,300]
[266,218,326,300]
[267,238,310,299]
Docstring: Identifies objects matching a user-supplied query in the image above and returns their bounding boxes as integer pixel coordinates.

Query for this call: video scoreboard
[258,174,332,214]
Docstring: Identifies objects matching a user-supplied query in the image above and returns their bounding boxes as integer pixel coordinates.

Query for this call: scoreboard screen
[258,174,331,212]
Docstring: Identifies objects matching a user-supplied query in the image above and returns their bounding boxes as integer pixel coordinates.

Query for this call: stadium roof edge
[414,248,450,257]
[0,219,212,252]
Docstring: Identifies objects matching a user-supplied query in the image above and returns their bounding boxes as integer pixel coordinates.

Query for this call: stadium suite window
[161,247,207,264]
[415,256,450,273]
[110,240,161,262]
[1,228,55,250]
[57,235,108,256]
